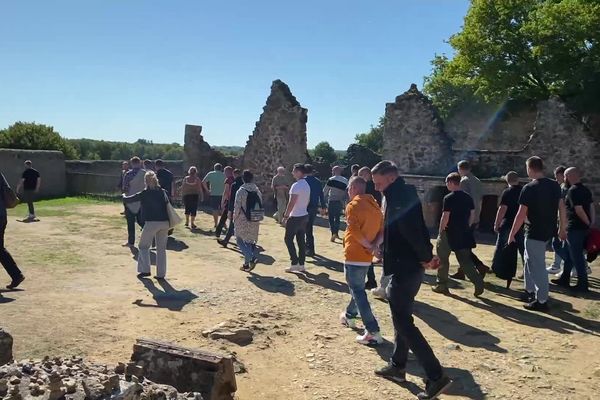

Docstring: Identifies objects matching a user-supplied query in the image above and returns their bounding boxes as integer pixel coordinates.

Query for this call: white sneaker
[339,312,357,329]
[546,265,562,274]
[298,265,306,272]
[371,286,388,300]
[285,264,304,273]
[356,330,383,345]
[571,268,578,278]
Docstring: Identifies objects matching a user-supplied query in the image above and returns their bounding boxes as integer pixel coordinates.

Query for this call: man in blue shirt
[304,164,326,257]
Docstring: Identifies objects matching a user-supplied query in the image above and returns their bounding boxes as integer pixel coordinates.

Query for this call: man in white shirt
[283,163,311,273]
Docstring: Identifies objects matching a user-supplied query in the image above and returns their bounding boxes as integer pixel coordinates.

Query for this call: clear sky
[1,0,470,150]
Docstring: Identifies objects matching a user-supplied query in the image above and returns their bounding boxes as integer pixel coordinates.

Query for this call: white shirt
[288,178,310,217]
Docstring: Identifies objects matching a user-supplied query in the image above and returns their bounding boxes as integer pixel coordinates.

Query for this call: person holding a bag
[123,171,171,279]
[233,170,263,272]
[1,172,25,289]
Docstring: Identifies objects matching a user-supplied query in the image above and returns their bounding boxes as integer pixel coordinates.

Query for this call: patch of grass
[583,303,600,320]
[8,197,111,218]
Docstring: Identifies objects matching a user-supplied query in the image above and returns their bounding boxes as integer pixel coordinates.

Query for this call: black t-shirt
[519,177,561,241]
[22,168,40,191]
[500,184,522,226]
[156,169,174,194]
[443,190,476,250]
[229,177,244,212]
[565,183,593,231]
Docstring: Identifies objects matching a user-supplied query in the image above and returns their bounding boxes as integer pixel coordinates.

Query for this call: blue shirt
[305,175,326,210]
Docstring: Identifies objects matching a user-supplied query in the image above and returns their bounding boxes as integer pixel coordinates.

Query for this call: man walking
[16,160,41,221]
[203,163,226,229]
[509,156,566,311]
[1,172,25,290]
[155,160,175,200]
[432,173,484,297]
[371,161,451,400]
[324,166,348,242]
[118,161,129,216]
[216,166,235,238]
[548,166,567,275]
[218,169,244,247]
[122,157,146,247]
[359,166,382,289]
[272,166,291,225]
[551,167,594,292]
[283,164,311,273]
[452,160,489,279]
[304,164,326,257]
[339,176,383,345]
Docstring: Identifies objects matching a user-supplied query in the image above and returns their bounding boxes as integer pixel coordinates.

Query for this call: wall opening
[479,195,499,232]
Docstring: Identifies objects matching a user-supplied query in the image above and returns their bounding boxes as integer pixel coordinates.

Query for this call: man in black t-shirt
[491,171,524,287]
[509,156,566,311]
[16,160,41,221]
[218,169,244,247]
[551,167,594,292]
[433,173,484,296]
[154,160,174,200]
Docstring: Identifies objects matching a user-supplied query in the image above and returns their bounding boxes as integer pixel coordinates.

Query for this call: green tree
[313,141,338,164]
[424,0,600,118]
[0,122,79,159]
[354,117,384,154]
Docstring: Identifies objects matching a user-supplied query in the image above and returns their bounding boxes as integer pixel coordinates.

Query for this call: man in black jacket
[1,173,25,290]
[371,161,451,400]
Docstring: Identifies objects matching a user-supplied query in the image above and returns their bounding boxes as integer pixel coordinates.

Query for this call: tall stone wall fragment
[183,125,232,177]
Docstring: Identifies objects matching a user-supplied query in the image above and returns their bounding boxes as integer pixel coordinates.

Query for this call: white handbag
[164,192,183,229]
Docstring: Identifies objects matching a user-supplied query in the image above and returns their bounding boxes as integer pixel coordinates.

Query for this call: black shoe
[550,278,571,288]
[450,271,465,280]
[374,364,406,383]
[365,280,377,290]
[7,275,25,290]
[137,273,151,279]
[248,258,258,272]
[523,300,549,311]
[519,291,535,303]
[217,239,228,248]
[571,285,590,294]
[305,250,315,257]
[417,375,452,400]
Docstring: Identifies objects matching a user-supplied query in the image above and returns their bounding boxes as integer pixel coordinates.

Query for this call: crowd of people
[1,154,597,400]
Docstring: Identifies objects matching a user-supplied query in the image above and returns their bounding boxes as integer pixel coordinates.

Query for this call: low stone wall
[0,149,66,198]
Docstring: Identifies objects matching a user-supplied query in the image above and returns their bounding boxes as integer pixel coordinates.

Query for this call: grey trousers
[138,220,169,278]
[524,237,549,303]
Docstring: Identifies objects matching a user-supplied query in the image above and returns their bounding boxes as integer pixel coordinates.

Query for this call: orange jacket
[344,194,383,264]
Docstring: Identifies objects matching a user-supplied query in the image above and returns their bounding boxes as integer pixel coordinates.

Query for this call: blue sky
[1,0,469,150]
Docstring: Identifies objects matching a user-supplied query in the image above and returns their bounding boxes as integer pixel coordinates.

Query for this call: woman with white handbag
[123,171,176,279]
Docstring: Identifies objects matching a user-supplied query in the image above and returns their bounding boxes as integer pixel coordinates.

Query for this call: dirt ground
[2,199,600,400]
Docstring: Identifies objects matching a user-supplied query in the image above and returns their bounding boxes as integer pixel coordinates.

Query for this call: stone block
[0,328,13,366]
[130,338,236,400]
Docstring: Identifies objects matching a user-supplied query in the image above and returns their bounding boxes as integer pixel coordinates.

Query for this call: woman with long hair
[233,170,263,272]
[123,171,170,279]
[180,166,203,229]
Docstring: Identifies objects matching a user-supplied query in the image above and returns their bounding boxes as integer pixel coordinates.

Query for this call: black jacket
[383,177,432,276]
[124,188,169,222]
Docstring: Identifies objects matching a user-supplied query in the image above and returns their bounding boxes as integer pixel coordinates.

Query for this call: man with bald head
[272,166,292,225]
[324,165,349,242]
[551,167,594,292]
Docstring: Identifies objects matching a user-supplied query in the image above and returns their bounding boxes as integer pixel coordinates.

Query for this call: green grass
[583,303,600,320]
[8,197,111,217]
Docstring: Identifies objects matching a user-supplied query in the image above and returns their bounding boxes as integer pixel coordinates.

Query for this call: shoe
[550,278,570,288]
[450,271,465,280]
[330,234,336,243]
[184,222,189,227]
[6,275,25,290]
[431,285,450,295]
[374,364,406,383]
[305,250,315,257]
[240,264,250,272]
[371,286,388,300]
[122,242,134,247]
[154,276,165,280]
[137,273,151,278]
[477,264,490,279]
[571,285,590,294]
[298,265,306,272]
[356,330,383,345]
[546,265,562,274]
[191,224,197,230]
[474,285,484,297]
[523,300,549,311]
[248,258,257,271]
[217,239,228,248]
[285,264,304,273]
[339,312,357,329]
[571,268,578,278]
[417,375,452,400]
[519,291,535,303]
[365,280,377,290]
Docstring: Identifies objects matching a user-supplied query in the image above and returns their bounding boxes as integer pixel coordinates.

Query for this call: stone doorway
[479,195,499,232]
[423,186,449,229]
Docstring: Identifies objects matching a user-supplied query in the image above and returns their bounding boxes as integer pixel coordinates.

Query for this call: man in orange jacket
[339,176,384,345]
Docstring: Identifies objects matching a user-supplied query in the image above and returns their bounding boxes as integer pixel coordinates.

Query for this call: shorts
[210,195,223,211]
[183,194,200,216]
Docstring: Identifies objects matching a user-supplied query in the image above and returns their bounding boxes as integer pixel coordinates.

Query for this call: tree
[424,0,600,118]
[313,141,338,164]
[0,122,79,159]
[354,117,384,154]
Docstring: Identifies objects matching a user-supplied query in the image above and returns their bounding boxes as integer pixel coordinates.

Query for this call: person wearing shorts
[203,163,226,229]
[181,167,203,229]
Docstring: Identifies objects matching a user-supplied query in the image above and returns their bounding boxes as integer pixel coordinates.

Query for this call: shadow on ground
[246,272,295,296]
[133,278,198,311]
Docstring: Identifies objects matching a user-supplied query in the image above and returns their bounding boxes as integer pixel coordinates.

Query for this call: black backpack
[242,189,264,222]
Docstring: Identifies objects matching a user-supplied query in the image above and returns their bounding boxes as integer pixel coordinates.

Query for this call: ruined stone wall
[183,125,233,178]
[241,80,309,203]
[383,84,453,175]
[0,149,66,198]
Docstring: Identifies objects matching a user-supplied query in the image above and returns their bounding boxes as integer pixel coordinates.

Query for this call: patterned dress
[233,183,262,243]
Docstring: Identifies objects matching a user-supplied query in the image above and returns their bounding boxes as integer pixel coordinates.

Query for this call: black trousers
[284,215,308,266]
[125,207,145,245]
[388,268,443,381]
[1,215,22,280]
[216,206,229,237]
[305,207,318,253]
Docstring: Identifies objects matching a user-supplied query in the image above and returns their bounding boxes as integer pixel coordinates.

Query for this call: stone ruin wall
[240,80,309,204]
[183,125,233,177]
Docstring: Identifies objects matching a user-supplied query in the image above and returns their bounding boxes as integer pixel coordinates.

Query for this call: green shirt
[203,171,226,196]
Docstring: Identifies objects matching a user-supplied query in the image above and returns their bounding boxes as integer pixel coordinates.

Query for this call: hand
[421,256,440,270]
[507,234,515,245]
[493,224,499,234]
[558,228,567,241]
[282,216,289,225]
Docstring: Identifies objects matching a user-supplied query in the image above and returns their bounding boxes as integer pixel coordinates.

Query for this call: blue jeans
[236,237,256,265]
[328,200,343,235]
[566,229,589,288]
[524,237,549,303]
[345,264,380,333]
